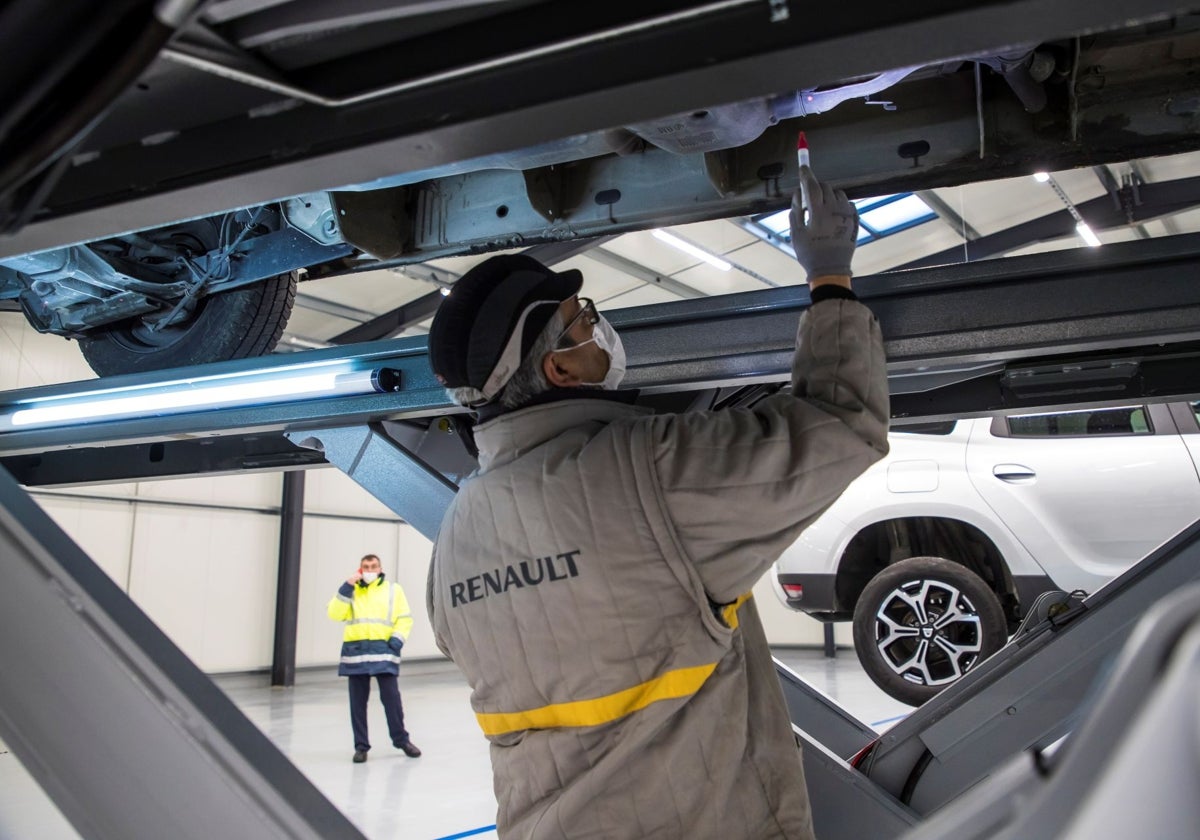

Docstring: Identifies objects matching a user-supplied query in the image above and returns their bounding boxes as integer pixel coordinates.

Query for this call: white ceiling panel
[673,262,772,297]
[554,254,645,302]
[725,240,807,287]
[284,307,358,340]
[600,230,702,275]
[852,222,967,276]
[300,267,434,311]
[426,247,522,277]
[930,168,1106,240]
[1135,150,1200,182]
[668,219,759,254]
[1164,206,1200,230]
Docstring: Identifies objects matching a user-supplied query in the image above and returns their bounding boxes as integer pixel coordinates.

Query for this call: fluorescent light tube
[652,230,732,271]
[1075,222,1102,247]
[3,366,400,432]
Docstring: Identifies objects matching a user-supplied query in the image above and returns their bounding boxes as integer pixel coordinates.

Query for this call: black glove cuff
[809,285,858,304]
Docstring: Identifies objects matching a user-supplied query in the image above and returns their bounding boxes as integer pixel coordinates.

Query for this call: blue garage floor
[0,648,910,840]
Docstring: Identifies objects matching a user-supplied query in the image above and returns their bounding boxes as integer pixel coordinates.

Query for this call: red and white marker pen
[796,131,811,171]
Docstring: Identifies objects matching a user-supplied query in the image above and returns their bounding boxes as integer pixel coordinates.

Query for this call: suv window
[892,420,957,436]
[1006,406,1152,438]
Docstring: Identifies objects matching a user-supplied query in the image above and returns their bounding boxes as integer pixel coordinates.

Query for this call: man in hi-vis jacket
[426,169,889,839]
[327,553,421,763]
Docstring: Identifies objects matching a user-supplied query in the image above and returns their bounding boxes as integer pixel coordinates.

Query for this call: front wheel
[78,272,297,377]
[852,556,1008,706]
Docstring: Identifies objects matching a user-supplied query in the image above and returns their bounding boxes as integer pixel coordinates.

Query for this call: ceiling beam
[916,190,981,241]
[1093,164,1151,240]
[329,290,444,344]
[586,247,706,299]
[897,174,1200,270]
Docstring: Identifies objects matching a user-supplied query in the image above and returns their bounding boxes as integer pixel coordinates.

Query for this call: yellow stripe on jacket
[475,662,718,736]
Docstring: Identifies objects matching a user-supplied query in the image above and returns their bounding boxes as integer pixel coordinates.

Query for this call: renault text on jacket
[449,550,581,607]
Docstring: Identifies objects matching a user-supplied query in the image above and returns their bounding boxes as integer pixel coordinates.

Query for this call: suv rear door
[963,403,1200,594]
[1173,401,1200,478]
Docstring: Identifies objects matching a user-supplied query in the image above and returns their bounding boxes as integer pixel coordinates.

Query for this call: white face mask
[361,571,379,583]
[567,315,626,390]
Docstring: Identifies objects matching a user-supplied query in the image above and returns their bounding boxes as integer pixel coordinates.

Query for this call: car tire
[78,272,297,377]
[852,556,1008,706]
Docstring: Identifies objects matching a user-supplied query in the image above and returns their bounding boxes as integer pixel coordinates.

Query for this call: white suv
[773,401,1200,705]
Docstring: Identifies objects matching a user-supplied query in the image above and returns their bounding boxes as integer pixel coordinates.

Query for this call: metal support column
[271,470,305,687]
[0,468,365,840]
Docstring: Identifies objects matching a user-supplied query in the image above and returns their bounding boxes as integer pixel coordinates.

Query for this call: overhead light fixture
[0,361,402,432]
[652,229,732,271]
[1075,222,1102,248]
[1033,171,1051,183]
[1038,173,1103,248]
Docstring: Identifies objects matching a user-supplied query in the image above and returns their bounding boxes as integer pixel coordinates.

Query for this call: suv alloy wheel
[852,556,1008,706]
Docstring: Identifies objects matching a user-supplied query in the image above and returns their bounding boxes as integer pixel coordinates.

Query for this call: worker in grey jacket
[426,168,889,840]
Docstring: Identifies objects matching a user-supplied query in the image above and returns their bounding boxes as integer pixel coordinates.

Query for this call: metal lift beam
[4,233,1200,474]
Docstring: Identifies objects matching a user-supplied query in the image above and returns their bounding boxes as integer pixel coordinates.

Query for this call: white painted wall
[6,312,841,679]
[32,470,439,674]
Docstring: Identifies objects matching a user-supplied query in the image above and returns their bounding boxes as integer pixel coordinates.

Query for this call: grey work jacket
[428,298,890,840]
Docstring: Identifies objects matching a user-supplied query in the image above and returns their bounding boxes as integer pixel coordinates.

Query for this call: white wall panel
[0,313,95,390]
[35,495,135,590]
[135,471,282,508]
[392,525,438,659]
[128,506,278,672]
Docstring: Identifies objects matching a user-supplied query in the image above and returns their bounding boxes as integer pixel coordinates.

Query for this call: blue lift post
[4,239,1200,838]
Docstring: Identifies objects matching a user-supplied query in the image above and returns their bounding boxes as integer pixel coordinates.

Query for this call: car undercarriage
[3,0,1200,377]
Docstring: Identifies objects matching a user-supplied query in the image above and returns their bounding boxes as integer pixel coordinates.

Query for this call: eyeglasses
[554,297,599,348]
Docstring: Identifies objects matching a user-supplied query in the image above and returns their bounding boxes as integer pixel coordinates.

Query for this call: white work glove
[789,167,859,282]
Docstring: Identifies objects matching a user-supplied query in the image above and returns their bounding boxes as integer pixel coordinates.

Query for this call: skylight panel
[746,192,937,251]
[758,208,792,236]
[858,194,937,233]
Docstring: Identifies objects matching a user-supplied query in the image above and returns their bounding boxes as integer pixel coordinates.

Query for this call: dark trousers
[348,673,408,752]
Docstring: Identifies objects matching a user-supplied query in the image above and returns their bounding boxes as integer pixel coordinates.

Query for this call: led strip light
[0,361,401,432]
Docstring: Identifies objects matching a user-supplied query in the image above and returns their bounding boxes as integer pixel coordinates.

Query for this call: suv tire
[78,271,297,377]
[852,556,1007,706]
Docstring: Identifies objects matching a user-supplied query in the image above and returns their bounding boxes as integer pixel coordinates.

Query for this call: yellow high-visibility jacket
[327,575,413,676]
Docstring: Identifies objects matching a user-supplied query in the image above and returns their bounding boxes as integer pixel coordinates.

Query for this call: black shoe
[397,740,422,758]
[353,750,368,763]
